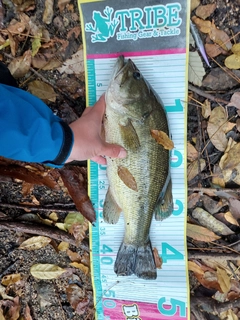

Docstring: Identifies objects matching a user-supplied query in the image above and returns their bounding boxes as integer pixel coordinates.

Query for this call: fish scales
[103,56,172,280]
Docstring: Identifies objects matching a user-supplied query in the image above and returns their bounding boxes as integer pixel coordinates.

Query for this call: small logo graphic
[85,6,119,43]
[122,303,141,320]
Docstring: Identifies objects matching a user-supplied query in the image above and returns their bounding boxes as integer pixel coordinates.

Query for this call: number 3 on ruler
[158,297,186,317]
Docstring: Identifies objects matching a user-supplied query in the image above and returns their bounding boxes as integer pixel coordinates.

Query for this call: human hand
[66,95,127,164]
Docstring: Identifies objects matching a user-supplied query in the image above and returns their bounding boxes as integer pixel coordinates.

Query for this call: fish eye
[133,71,141,80]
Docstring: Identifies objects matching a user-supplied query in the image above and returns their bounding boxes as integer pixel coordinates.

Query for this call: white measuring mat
[78,1,190,319]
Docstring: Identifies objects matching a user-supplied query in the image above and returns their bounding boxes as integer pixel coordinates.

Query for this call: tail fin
[114,241,157,280]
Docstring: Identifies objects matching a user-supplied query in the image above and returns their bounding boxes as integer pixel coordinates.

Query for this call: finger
[91,155,107,165]
[101,143,127,159]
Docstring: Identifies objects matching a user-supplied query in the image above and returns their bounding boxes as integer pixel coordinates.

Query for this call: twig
[0,220,89,250]
[0,202,78,213]
[188,83,229,104]
[188,187,240,197]
[188,251,240,261]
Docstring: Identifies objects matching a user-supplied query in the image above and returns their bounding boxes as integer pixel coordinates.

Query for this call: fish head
[106,56,153,120]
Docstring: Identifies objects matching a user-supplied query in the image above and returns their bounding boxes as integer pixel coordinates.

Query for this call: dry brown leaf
[217,267,231,293]
[66,284,89,315]
[118,166,138,191]
[187,158,206,181]
[228,198,240,220]
[195,270,222,292]
[19,236,51,251]
[31,54,63,70]
[70,262,89,275]
[191,0,200,11]
[227,92,240,110]
[195,3,216,20]
[2,296,20,320]
[153,247,162,269]
[201,99,211,119]
[187,223,221,242]
[28,80,57,103]
[192,207,234,236]
[188,260,204,275]
[7,21,26,34]
[57,49,84,75]
[188,192,201,209]
[67,249,82,263]
[202,195,224,214]
[1,274,21,286]
[24,304,33,320]
[187,142,198,161]
[150,130,174,150]
[212,164,225,188]
[68,219,89,244]
[207,106,228,152]
[191,16,211,33]
[43,0,54,24]
[224,211,239,226]
[8,50,32,78]
[58,0,71,12]
[205,43,228,58]
[209,21,232,51]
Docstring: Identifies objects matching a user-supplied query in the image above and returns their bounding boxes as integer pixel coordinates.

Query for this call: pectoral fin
[155,178,173,221]
[103,187,122,224]
[119,119,140,151]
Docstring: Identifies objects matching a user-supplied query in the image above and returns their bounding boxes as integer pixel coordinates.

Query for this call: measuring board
[78,0,190,319]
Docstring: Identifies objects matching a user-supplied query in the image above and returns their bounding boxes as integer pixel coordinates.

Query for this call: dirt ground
[1,0,240,319]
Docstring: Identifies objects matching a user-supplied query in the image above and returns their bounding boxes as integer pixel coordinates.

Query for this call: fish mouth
[113,55,138,80]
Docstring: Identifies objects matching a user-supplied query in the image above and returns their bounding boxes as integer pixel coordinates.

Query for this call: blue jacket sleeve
[0,84,73,167]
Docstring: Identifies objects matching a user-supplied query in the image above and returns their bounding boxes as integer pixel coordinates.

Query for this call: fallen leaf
[49,212,58,222]
[224,211,239,226]
[187,158,206,181]
[209,21,232,51]
[228,198,240,220]
[1,274,21,286]
[24,304,32,320]
[68,219,89,244]
[227,92,240,110]
[30,264,65,279]
[64,212,85,231]
[31,33,42,57]
[201,99,211,119]
[66,249,82,262]
[66,284,90,315]
[224,54,240,69]
[202,195,224,214]
[8,50,32,78]
[195,3,216,20]
[187,223,221,242]
[150,130,174,150]
[191,0,200,11]
[192,207,234,236]
[217,267,231,293]
[70,262,89,275]
[207,106,228,152]
[188,260,204,275]
[28,80,57,103]
[187,142,198,162]
[57,49,84,75]
[1,296,20,320]
[191,16,211,33]
[19,236,51,251]
[202,67,240,90]
[219,141,240,185]
[188,192,201,209]
[43,0,54,24]
[188,51,206,87]
[220,310,238,320]
[153,247,162,269]
[118,166,138,191]
[205,43,228,58]
[0,284,14,300]
[212,164,225,188]
[58,0,71,12]
[58,241,69,251]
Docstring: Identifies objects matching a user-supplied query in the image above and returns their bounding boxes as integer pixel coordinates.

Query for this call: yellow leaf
[28,80,57,103]
[188,261,204,275]
[191,0,200,11]
[187,223,221,242]
[202,99,211,119]
[49,211,58,222]
[117,166,138,192]
[216,267,231,293]
[225,54,240,70]
[187,158,206,181]
[19,236,51,251]
[30,264,65,279]
[225,211,239,226]
[1,273,21,286]
[69,262,89,275]
[150,130,174,150]
[191,16,211,33]
[32,33,42,57]
[64,212,85,231]
[220,309,238,320]
[55,222,67,231]
[231,43,240,55]
[58,242,69,251]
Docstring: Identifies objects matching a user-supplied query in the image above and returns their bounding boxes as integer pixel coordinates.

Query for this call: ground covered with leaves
[1,0,240,319]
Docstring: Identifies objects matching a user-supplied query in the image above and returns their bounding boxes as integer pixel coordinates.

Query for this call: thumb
[101,143,127,159]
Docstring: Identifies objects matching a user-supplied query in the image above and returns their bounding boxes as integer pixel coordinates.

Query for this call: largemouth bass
[103,56,173,280]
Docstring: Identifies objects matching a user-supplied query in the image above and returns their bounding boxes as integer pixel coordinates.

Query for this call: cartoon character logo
[85,6,119,43]
[122,303,141,320]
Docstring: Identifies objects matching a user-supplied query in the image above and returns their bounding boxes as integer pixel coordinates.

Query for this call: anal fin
[103,187,122,224]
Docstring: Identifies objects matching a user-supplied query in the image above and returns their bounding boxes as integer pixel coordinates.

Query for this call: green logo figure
[85,6,119,43]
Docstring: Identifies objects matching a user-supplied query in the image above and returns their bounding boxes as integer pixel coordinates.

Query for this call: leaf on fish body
[153,248,162,269]
[150,130,174,150]
[117,166,138,192]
